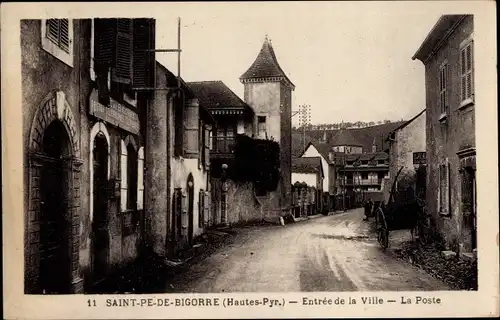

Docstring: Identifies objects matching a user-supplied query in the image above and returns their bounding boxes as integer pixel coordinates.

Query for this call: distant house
[413,15,476,256]
[335,148,390,207]
[300,121,406,153]
[291,156,324,215]
[386,109,426,200]
[299,142,335,212]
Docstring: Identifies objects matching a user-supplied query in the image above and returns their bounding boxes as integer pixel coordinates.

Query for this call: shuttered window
[113,19,133,84]
[460,41,474,104]
[132,18,155,89]
[174,94,185,157]
[439,63,449,115]
[204,191,211,226]
[199,120,204,168]
[204,128,211,168]
[46,19,70,53]
[120,139,128,212]
[439,161,450,215]
[199,190,205,228]
[137,147,145,210]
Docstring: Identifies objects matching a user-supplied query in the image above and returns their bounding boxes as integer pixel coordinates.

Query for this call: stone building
[187,80,256,225]
[145,63,215,258]
[22,18,155,293]
[291,156,324,216]
[386,109,426,201]
[299,142,335,213]
[412,15,476,256]
[240,36,295,212]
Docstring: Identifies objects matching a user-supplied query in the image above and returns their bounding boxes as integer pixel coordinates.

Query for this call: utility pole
[298,104,311,152]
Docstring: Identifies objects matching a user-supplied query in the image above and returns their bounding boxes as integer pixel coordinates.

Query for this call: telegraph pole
[298,104,311,151]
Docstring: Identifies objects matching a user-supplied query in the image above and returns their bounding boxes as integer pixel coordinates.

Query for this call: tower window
[258,116,266,138]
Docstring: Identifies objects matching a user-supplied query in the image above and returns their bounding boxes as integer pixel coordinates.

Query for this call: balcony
[211,136,235,159]
[337,178,383,186]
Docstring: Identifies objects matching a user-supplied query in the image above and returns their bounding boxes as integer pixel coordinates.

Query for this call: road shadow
[310,233,375,242]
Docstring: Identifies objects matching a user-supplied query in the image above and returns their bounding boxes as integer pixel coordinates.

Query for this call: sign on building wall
[413,152,426,165]
[89,90,140,135]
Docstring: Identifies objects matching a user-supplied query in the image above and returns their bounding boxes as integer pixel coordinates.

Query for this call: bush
[233,135,280,193]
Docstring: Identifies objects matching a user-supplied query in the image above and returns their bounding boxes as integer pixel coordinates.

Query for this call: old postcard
[2,1,498,319]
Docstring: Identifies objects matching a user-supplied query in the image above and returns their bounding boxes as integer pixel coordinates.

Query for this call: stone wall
[424,15,475,252]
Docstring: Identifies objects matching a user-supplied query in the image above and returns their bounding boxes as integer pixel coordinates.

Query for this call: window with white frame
[137,147,145,210]
[41,19,73,67]
[460,39,474,106]
[439,160,450,215]
[120,137,139,212]
[439,62,449,115]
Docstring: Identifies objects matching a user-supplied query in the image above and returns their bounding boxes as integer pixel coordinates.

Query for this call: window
[199,120,204,168]
[127,143,138,210]
[199,190,205,228]
[460,40,474,106]
[258,116,266,138]
[439,62,449,116]
[378,160,385,165]
[361,173,368,180]
[439,161,450,215]
[361,160,368,166]
[41,19,73,67]
[137,147,145,210]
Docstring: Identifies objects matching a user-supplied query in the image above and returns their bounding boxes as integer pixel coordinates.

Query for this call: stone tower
[240,35,295,209]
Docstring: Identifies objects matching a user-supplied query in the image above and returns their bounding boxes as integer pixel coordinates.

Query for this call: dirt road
[165,208,449,292]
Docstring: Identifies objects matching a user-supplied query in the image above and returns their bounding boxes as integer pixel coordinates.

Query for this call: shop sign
[413,152,426,165]
[89,91,140,135]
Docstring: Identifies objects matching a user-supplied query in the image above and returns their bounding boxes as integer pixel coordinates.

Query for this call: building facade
[413,15,476,255]
[291,156,324,215]
[386,109,426,200]
[22,18,155,293]
[145,63,214,259]
[240,36,294,212]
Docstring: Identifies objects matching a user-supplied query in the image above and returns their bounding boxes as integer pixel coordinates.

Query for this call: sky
[154,2,444,126]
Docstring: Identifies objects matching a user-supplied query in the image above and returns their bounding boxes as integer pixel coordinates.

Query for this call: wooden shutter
[204,128,210,168]
[447,161,451,214]
[181,191,188,235]
[137,147,145,210]
[94,19,116,67]
[132,18,155,89]
[46,19,70,53]
[113,19,133,84]
[198,121,203,168]
[120,139,128,212]
[204,191,211,227]
[198,190,204,228]
[59,19,70,53]
[466,42,474,99]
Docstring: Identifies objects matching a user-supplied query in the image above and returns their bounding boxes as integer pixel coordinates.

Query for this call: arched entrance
[39,120,72,293]
[26,90,82,294]
[91,132,109,284]
[187,174,195,246]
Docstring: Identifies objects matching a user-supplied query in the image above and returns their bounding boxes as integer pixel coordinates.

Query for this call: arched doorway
[91,133,109,284]
[187,174,195,246]
[39,120,72,294]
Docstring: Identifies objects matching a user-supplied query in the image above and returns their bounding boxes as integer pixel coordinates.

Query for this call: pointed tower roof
[240,35,295,89]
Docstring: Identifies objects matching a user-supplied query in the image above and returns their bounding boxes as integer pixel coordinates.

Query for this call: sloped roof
[330,130,363,147]
[412,15,469,62]
[386,109,426,140]
[292,132,313,157]
[240,36,295,89]
[187,81,253,113]
[292,156,323,177]
[301,121,406,153]
[300,141,334,165]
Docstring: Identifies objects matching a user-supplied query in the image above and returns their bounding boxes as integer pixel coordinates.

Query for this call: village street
[164,208,449,293]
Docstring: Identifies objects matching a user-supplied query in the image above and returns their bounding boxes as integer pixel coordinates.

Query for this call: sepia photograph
[2,1,498,319]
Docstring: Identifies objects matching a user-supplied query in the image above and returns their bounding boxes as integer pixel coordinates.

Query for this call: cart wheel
[378,228,389,249]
